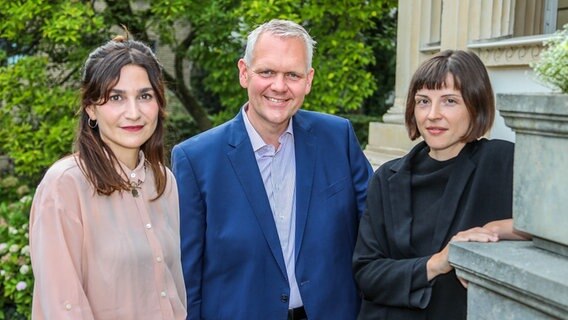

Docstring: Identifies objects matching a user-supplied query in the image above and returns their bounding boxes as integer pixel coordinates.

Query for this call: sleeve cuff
[409,256,433,309]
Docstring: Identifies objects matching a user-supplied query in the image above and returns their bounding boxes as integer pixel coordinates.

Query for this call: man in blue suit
[172,19,373,320]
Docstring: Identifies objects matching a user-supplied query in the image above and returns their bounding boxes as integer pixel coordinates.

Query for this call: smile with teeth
[266,96,287,103]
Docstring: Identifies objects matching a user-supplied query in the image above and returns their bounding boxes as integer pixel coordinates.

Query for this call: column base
[364,122,419,169]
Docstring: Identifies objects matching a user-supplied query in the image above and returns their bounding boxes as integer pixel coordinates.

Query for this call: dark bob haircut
[404,50,495,141]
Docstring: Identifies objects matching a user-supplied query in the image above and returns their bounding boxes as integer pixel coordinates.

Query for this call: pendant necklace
[128,159,146,198]
[130,179,142,197]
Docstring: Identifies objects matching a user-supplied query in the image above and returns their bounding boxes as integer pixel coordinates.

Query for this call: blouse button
[130,172,136,178]
[145,223,152,229]
[64,302,72,310]
[160,291,167,297]
[156,257,163,263]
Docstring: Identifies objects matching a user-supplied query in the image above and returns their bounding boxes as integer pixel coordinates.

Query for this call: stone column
[363,1,422,169]
[449,93,568,319]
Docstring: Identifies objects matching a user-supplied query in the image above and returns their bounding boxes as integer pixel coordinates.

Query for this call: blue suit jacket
[172,109,373,320]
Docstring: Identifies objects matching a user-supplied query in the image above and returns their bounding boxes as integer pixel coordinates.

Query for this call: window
[554,0,568,30]
[514,0,567,36]
[469,0,567,42]
[466,0,566,67]
[421,0,442,49]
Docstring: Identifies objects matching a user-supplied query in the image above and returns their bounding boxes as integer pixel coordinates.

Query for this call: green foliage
[0,195,33,320]
[0,1,104,185]
[186,0,389,121]
[362,3,397,116]
[0,1,105,65]
[0,56,77,183]
[532,24,568,93]
[161,0,247,123]
[164,93,200,159]
[0,176,30,205]
[340,114,382,149]
[0,3,100,314]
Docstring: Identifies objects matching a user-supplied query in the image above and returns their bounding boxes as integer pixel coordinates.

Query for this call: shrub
[0,195,33,320]
[339,114,382,149]
[0,56,77,185]
[532,24,568,93]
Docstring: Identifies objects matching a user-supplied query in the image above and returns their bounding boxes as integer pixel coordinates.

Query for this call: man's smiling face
[238,32,314,135]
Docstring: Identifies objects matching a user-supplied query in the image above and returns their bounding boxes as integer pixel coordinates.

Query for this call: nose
[124,99,141,120]
[427,101,442,120]
[270,74,287,92]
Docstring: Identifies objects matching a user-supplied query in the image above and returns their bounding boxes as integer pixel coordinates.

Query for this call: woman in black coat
[353,50,529,320]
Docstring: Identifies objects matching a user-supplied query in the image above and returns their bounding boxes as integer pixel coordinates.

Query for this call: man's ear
[237,59,249,88]
[305,68,315,95]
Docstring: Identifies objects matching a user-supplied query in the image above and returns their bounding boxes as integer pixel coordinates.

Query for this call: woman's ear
[85,106,96,120]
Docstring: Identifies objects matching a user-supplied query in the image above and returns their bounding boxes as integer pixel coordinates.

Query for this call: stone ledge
[468,34,549,67]
[449,241,568,319]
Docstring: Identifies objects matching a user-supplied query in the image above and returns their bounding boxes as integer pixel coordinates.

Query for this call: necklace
[130,179,142,197]
[128,158,147,198]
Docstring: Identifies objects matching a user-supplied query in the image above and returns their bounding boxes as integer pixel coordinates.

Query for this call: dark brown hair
[404,50,495,141]
[75,35,167,199]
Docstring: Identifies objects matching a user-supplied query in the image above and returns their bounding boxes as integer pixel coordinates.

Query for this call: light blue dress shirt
[242,107,302,308]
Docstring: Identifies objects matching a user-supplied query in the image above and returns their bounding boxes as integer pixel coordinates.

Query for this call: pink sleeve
[167,168,188,310]
[29,168,95,320]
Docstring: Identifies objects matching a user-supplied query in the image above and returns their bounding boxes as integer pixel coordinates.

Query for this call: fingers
[451,227,499,243]
[427,250,453,281]
[458,276,469,288]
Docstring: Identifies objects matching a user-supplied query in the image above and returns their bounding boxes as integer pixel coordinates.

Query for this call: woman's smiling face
[86,64,159,168]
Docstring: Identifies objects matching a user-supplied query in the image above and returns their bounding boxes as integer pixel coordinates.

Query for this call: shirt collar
[116,150,147,183]
[242,103,294,152]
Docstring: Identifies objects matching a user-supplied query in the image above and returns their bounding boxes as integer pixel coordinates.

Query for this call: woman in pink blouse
[29,35,187,319]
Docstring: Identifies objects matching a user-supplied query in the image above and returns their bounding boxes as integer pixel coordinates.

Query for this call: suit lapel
[226,112,287,277]
[292,112,316,259]
[387,148,416,256]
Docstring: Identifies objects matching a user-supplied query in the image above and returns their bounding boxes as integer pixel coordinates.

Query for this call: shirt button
[156,257,162,263]
[130,172,136,178]
[280,294,289,303]
[145,223,152,229]
[64,303,72,310]
[160,291,167,297]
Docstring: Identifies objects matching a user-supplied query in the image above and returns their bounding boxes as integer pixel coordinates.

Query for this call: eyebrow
[254,67,306,75]
[110,87,154,94]
[415,93,462,98]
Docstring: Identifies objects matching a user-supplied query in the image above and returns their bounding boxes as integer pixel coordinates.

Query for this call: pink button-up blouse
[29,154,187,319]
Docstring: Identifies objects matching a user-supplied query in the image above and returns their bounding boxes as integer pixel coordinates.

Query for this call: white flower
[9,244,19,253]
[19,264,30,275]
[0,243,7,253]
[20,245,30,256]
[0,270,6,277]
[19,195,32,203]
[8,226,18,235]
[15,281,27,291]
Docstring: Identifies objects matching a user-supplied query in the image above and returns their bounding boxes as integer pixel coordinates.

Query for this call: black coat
[353,139,514,320]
